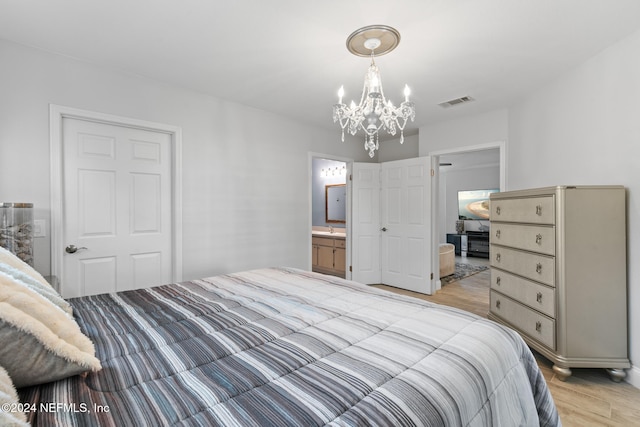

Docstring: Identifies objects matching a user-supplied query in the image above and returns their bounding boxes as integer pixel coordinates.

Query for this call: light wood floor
[373,263,640,427]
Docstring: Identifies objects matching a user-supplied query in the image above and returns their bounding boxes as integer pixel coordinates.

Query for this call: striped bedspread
[20,267,560,426]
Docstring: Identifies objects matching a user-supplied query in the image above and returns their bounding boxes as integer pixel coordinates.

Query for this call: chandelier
[333,25,415,158]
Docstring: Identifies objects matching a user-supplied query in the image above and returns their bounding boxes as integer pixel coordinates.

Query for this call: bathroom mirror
[325,184,346,223]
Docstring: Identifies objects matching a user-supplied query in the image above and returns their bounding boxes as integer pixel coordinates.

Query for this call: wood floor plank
[371,261,640,427]
[548,383,612,419]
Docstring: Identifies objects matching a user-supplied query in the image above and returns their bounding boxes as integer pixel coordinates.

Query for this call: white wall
[377,133,419,162]
[509,28,640,388]
[0,39,372,282]
[419,28,640,387]
[419,109,508,156]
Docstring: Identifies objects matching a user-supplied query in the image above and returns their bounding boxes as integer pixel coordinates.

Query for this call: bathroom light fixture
[320,165,346,178]
[333,25,415,158]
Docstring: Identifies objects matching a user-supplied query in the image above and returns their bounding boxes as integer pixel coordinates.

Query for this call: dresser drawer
[490,245,555,286]
[490,223,555,256]
[312,237,334,247]
[490,196,555,224]
[490,291,555,350]
[334,238,346,249]
[490,268,555,317]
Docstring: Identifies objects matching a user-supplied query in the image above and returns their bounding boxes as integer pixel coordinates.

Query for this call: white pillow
[0,270,101,388]
[0,262,72,315]
[0,365,29,427]
[0,245,51,288]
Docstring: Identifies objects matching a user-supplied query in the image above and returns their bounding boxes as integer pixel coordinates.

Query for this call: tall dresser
[488,186,629,381]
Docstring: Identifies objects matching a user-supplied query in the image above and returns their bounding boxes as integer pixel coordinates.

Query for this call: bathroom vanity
[312,231,346,278]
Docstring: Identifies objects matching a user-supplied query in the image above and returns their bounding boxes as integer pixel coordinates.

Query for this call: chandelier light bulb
[404,84,411,102]
[338,86,344,104]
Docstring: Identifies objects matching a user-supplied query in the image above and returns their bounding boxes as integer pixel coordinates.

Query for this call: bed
[4,264,560,426]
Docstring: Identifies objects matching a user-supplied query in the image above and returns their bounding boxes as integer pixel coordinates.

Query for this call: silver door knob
[65,245,87,254]
[381,227,388,232]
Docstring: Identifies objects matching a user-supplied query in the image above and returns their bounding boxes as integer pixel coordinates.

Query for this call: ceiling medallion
[333,25,415,158]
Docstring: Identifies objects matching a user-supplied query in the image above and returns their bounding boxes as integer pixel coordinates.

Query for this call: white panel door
[381,157,431,293]
[61,118,173,297]
[351,163,381,284]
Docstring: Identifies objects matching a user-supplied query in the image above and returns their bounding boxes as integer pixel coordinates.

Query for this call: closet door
[351,157,433,294]
[351,163,381,284]
[380,157,432,294]
[60,117,174,297]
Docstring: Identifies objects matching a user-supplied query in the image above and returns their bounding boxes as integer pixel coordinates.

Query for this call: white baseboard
[624,363,640,389]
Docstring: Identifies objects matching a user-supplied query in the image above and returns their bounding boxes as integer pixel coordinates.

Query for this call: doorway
[429,141,505,291]
[309,153,352,278]
[50,105,183,297]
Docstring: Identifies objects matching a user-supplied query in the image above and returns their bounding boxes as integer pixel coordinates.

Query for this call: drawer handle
[536,205,543,216]
[536,263,542,274]
[496,206,501,215]
[535,321,542,332]
[496,300,501,309]
[536,292,543,303]
[535,233,542,245]
[495,229,501,238]
[496,276,501,286]
[496,253,501,262]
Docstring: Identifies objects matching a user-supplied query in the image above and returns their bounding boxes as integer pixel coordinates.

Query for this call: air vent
[438,96,475,108]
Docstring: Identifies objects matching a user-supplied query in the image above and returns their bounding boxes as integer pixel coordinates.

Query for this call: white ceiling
[2,0,640,139]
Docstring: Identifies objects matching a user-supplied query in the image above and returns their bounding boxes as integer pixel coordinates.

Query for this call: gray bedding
[20,267,560,426]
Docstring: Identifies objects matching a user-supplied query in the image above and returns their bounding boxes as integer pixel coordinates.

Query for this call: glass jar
[0,202,34,266]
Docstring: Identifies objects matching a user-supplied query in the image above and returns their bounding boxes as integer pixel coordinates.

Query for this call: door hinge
[349,174,352,181]
[430,272,434,280]
[349,265,352,272]
[431,169,435,177]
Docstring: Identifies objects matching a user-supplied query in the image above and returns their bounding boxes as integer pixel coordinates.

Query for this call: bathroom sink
[312,231,346,237]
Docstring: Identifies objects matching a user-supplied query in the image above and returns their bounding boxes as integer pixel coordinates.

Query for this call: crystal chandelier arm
[383,102,415,128]
[332,104,349,129]
[396,101,416,130]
